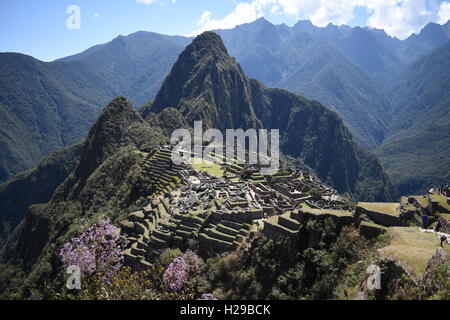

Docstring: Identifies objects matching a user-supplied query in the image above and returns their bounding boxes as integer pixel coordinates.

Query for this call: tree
[59,217,128,283]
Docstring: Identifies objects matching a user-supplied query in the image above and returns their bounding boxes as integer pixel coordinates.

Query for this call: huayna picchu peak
[147,31,263,131]
[1,7,449,303]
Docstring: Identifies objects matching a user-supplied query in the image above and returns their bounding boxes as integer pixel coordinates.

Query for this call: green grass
[429,194,450,212]
[302,208,353,217]
[360,221,387,230]
[190,158,224,178]
[381,227,450,278]
[438,213,450,220]
[357,202,400,216]
[410,196,430,208]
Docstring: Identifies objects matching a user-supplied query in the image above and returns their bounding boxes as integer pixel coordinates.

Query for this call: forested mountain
[0,19,448,196]
[0,54,100,183]
[216,19,390,149]
[375,41,450,194]
[398,22,450,63]
[0,143,84,242]
[145,32,396,201]
[0,32,397,298]
[0,33,189,183]
[0,96,171,297]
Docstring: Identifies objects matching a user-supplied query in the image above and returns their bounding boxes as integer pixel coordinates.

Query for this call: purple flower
[162,250,201,292]
[199,293,217,300]
[59,217,128,282]
[163,257,189,292]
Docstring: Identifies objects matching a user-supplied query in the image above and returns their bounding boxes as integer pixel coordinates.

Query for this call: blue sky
[1,0,449,61]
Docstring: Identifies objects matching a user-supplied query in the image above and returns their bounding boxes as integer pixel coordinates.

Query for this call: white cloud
[188,0,450,39]
[136,0,158,4]
[438,1,450,23]
[364,0,445,39]
[188,0,268,36]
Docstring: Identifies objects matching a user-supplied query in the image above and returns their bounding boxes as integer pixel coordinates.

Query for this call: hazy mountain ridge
[0,33,189,183]
[0,19,448,195]
[0,53,101,183]
[375,41,450,194]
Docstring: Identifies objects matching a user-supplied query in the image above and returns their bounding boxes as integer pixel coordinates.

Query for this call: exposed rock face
[144,32,397,201]
[148,32,262,131]
[437,216,450,234]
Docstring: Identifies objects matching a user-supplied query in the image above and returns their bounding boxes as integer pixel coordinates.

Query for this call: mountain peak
[148,32,262,130]
[254,17,272,26]
[71,96,143,193]
[189,31,228,54]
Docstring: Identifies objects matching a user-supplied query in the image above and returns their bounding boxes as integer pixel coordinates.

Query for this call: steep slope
[217,19,390,149]
[0,143,83,243]
[51,32,190,107]
[375,41,450,195]
[399,22,450,64]
[0,53,100,183]
[2,21,447,183]
[0,33,188,183]
[293,22,402,77]
[146,32,397,201]
[0,97,169,297]
[0,32,398,299]
[148,32,262,131]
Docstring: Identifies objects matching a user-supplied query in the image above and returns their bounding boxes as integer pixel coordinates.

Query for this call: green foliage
[0,33,188,183]
[0,142,84,243]
[0,97,171,298]
[199,220,388,300]
[376,42,450,195]
[0,54,100,183]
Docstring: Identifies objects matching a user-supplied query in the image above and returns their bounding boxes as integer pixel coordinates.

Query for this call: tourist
[440,235,447,248]
[434,220,441,232]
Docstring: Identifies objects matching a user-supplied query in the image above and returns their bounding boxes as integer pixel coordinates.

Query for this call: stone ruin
[119,145,356,270]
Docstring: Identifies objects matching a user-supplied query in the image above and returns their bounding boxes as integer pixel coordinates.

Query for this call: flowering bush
[198,293,217,300]
[162,250,201,292]
[163,257,189,292]
[59,217,128,282]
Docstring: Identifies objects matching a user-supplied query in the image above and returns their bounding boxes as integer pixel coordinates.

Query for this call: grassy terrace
[301,208,353,217]
[190,157,224,178]
[357,202,400,216]
[360,221,388,230]
[429,194,450,212]
[199,232,234,248]
[411,196,430,208]
[439,213,450,220]
[266,215,299,234]
[381,227,450,278]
